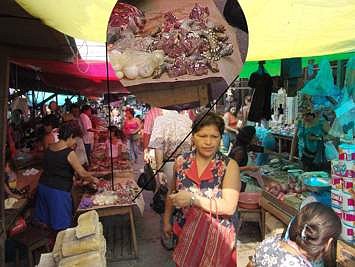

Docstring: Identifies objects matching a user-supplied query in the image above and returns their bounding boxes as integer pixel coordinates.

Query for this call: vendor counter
[260,190,299,239]
[249,162,355,265]
[75,177,144,261]
[13,151,43,170]
[248,169,301,239]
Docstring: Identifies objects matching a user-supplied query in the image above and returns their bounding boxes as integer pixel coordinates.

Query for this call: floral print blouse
[173,150,234,235]
[254,235,313,267]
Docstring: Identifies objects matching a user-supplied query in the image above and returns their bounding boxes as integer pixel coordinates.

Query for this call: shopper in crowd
[251,202,341,267]
[80,105,97,164]
[163,112,241,266]
[63,111,88,167]
[34,122,99,231]
[105,126,124,160]
[48,101,61,125]
[42,114,59,150]
[239,95,252,126]
[223,106,239,152]
[123,108,142,163]
[290,108,330,171]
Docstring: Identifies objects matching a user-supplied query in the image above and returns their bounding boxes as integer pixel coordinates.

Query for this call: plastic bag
[344,56,355,102]
[301,59,340,97]
[329,107,355,140]
[324,141,338,161]
[110,49,164,79]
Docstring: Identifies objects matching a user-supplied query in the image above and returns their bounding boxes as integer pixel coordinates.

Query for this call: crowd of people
[3,97,344,267]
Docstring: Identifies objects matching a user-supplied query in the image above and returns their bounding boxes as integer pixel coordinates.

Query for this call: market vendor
[229,126,272,191]
[290,108,331,171]
[34,122,99,231]
[229,126,263,168]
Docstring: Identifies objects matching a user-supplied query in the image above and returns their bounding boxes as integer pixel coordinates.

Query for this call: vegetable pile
[265,181,306,201]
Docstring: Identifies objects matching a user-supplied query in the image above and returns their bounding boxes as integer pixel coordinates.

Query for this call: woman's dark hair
[58,121,82,140]
[81,105,91,113]
[125,108,135,117]
[48,101,57,110]
[42,114,59,129]
[192,112,224,136]
[235,126,256,145]
[289,202,341,266]
[70,103,80,112]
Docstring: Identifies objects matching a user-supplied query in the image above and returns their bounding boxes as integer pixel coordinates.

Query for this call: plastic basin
[238,192,261,209]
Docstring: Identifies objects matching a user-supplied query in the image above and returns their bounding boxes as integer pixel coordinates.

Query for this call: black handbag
[137,163,156,191]
[151,184,168,214]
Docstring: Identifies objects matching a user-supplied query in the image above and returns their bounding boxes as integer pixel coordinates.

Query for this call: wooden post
[31,89,36,118]
[0,55,9,266]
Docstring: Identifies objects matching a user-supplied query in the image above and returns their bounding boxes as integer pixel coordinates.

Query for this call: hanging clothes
[247,65,273,122]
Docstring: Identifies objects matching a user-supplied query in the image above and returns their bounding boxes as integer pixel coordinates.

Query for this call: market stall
[77,178,144,260]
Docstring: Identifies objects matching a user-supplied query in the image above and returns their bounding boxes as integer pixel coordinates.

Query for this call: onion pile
[265,181,305,201]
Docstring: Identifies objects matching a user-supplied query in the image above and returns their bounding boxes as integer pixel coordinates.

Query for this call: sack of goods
[39,210,107,267]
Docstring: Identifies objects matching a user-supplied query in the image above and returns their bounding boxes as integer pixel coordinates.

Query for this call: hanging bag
[324,141,338,161]
[137,163,156,191]
[150,184,168,214]
[172,198,235,267]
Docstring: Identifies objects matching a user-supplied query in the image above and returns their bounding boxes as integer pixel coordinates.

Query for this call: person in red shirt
[123,108,142,163]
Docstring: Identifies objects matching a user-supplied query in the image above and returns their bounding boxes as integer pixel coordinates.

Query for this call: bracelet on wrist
[190,193,196,207]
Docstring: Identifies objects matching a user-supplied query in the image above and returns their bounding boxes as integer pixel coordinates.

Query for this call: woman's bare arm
[67,151,98,183]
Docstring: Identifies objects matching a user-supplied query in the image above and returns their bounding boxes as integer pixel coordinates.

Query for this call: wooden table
[337,239,355,267]
[76,178,144,261]
[271,132,294,154]
[77,204,138,260]
[260,190,299,240]
[16,170,42,195]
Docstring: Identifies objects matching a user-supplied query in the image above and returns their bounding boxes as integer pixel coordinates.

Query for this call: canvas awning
[0,0,77,61]
[10,58,129,97]
[15,0,355,61]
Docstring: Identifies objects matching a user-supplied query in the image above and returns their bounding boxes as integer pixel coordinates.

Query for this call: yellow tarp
[16,0,355,61]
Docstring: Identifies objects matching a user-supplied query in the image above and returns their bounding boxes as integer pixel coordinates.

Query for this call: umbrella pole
[105,42,114,190]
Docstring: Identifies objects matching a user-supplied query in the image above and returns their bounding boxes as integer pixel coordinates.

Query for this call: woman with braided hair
[250,202,341,267]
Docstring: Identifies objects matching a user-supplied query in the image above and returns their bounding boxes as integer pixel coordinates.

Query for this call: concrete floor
[108,190,260,267]
[108,158,260,267]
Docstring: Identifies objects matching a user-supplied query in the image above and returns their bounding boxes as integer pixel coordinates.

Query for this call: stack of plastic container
[331,143,355,244]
